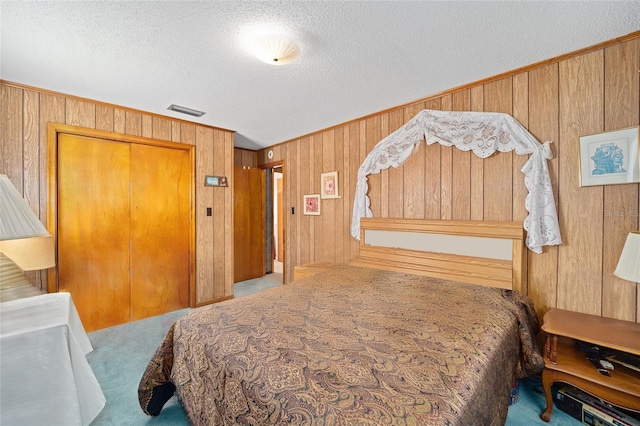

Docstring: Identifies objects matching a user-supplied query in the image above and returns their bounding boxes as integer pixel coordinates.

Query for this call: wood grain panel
[96,104,114,131]
[483,78,513,221]
[125,110,142,136]
[321,130,336,262]
[224,131,234,296]
[299,137,311,266]
[602,39,640,322]
[512,72,529,223]
[424,98,441,219]
[153,116,172,141]
[469,86,484,220]
[195,127,214,303]
[558,51,604,315]
[440,95,453,220]
[387,110,405,219]
[403,102,426,219]
[334,129,345,263]
[341,126,352,262]
[113,108,126,134]
[366,116,382,218]
[528,63,560,318]
[451,90,471,220]
[213,129,226,297]
[142,115,152,138]
[0,85,23,180]
[38,93,65,289]
[348,122,361,259]
[57,134,131,331]
[130,143,190,320]
[65,98,95,128]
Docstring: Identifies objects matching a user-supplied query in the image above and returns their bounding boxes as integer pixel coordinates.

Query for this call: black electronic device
[555,385,640,426]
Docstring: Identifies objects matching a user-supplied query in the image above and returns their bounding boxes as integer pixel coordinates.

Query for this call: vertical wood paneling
[152,116,172,141]
[469,86,484,220]
[424,98,441,219]
[1,85,23,182]
[403,102,426,219]
[528,63,560,319]
[224,132,234,296]
[321,131,336,262]
[602,39,639,321]
[483,78,513,221]
[141,115,153,138]
[2,81,234,307]
[334,129,345,263]
[387,110,405,219]
[440,95,453,220]
[113,108,126,134]
[254,35,639,323]
[195,127,214,303]
[212,129,226,298]
[342,126,353,261]
[125,111,142,136]
[512,72,529,223]
[349,122,361,258]
[451,90,471,220]
[366,117,381,217]
[558,51,605,315]
[96,105,114,131]
[65,99,95,128]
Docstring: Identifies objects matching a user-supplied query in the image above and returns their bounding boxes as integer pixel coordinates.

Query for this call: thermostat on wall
[267,150,274,159]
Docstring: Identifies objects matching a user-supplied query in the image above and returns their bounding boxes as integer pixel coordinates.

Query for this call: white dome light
[252,34,300,65]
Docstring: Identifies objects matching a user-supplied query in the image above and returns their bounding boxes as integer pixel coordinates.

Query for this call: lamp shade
[252,34,300,65]
[614,232,640,283]
[0,174,55,270]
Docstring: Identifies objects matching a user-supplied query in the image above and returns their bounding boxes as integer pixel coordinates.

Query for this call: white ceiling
[2,1,639,150]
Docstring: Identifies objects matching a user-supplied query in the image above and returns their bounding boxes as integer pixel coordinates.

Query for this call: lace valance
[350,109,562,253]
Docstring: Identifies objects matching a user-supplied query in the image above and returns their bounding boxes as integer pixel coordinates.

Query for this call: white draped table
[0,292,106,426]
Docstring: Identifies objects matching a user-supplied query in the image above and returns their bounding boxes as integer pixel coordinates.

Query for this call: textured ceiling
[2,1,639,149]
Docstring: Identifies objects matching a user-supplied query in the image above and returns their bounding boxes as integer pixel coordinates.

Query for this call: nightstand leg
[540,368,554,422]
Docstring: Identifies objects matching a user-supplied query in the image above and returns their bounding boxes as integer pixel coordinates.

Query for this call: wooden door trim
[47,122,196,308]
[260,161,285,282]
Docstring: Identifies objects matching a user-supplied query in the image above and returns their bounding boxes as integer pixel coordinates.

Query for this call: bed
[139,218,544,425]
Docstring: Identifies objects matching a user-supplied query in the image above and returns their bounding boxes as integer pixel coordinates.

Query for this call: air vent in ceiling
[167,104,206,117]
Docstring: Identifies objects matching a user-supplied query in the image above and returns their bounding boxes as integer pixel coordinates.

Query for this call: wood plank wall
[257,35,640,322]
[0,81,235,305]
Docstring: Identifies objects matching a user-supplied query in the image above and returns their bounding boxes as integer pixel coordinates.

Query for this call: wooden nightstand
[540,308,640,422]
[293,261,336,281]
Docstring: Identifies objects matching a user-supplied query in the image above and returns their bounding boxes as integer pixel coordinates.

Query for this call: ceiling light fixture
[252,34,300,65]
[167,104,206,117]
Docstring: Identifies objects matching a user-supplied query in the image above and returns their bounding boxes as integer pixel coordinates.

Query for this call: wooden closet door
[57,134,131,331]
[130,144,190,320]
[234,166,266,282]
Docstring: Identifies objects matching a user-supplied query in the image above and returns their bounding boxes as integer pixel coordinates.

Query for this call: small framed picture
[320,171,339,199]
[579,127,639,187]
[205,175,228,187]
[303,194,321,215]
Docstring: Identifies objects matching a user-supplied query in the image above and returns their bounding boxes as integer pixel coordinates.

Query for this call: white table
[1,292,106,426]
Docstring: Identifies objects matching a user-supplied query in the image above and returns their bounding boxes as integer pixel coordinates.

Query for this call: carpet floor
[86,276,581,425]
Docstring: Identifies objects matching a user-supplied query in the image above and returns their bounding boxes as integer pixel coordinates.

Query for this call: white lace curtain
[351,109,562,253]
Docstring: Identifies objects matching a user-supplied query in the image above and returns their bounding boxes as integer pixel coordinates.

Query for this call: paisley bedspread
[139,264,543,425]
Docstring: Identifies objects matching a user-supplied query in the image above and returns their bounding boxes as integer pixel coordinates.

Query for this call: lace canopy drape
[351,109,562,253]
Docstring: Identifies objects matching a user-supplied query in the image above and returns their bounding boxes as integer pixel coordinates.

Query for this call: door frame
[46,123,196,305]
[260,160,285,281]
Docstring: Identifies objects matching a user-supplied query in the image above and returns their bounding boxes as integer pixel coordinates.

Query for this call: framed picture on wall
[303,194,321,215]
[320,171,339,199]
[579,127,639,187]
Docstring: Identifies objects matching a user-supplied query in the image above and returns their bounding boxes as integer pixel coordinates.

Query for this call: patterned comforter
[139,265,544,425]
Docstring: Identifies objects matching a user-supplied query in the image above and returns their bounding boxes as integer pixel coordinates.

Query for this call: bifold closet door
[57,134,190,331]
[57,134,132,331]
[130,144,190,321]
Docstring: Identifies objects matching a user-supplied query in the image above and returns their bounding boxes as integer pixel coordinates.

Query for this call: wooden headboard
[350,218,527,293]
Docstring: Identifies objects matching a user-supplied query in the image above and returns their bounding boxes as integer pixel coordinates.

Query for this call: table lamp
[0,174,55,273]
[614,231,640,283]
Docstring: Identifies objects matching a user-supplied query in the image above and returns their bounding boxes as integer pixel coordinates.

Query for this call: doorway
[266,166,283,281]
